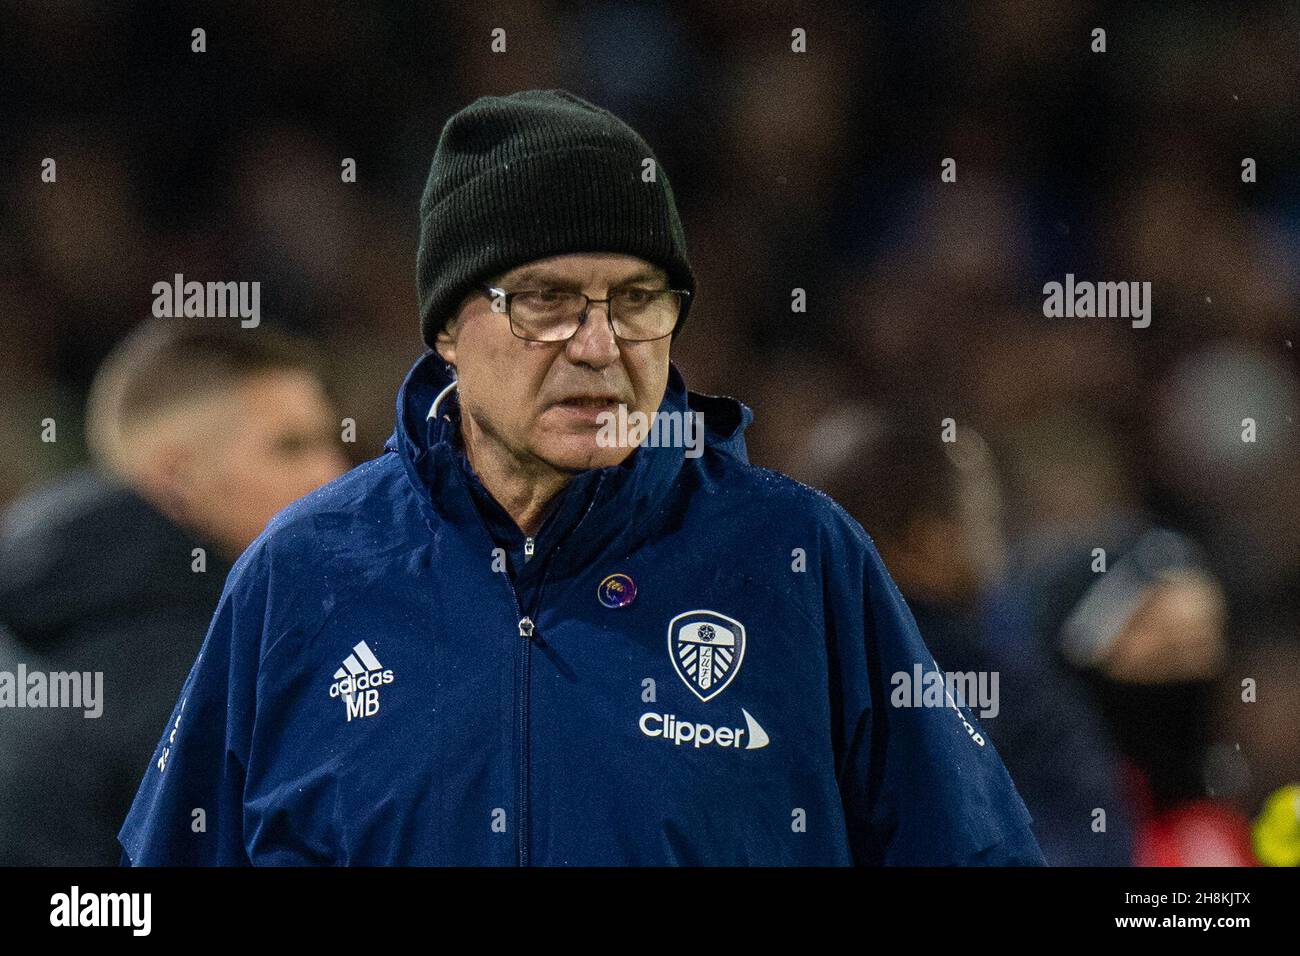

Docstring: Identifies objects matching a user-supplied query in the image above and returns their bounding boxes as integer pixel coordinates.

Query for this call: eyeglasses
[480,284,692,343]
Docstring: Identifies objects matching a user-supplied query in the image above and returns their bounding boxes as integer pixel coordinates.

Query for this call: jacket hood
[384,350,753,577]
[0,469,229,649]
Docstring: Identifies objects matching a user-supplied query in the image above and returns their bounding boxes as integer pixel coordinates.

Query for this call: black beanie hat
[416,89,696,348]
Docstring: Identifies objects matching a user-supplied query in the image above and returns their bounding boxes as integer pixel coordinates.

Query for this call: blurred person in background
[0,319,347,864]
[1002,409,1254,865]
[810,407,1136,866]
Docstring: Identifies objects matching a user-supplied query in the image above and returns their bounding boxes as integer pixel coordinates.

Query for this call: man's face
[435,252,674,473]
[176,369,348,556]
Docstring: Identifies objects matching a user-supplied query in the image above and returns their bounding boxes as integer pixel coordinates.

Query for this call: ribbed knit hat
[416,89,696,348]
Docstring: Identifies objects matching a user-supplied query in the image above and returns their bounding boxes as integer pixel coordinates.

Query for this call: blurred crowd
[1,1,1298,865]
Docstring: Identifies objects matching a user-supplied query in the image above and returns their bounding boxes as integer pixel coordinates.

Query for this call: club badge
[668,610,746,702]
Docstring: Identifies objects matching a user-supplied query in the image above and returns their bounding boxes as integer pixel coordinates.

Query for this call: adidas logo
[328,640,394,721]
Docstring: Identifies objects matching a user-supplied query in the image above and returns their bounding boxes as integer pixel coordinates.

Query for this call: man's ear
[136,440,203,529]
[436,301,472,367]
[434,325,456,368]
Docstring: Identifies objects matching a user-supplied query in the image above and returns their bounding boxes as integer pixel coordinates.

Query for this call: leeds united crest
[668,610,746,702]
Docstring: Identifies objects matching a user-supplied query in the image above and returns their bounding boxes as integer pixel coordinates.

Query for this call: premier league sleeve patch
[668,610,746,702]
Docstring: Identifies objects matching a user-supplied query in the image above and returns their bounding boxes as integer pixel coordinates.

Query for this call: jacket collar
[385,350,753,579]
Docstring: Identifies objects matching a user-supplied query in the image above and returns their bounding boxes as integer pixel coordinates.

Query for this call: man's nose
[565,301,620,367]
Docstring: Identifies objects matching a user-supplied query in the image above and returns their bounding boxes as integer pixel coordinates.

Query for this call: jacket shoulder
[702,456,876,553]
[253,453,420,562]
[214,454,421,653]
[268,453,406,528]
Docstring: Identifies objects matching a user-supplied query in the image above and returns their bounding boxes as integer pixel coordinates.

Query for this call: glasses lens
[510,291,584,341]
[611,290,679,341]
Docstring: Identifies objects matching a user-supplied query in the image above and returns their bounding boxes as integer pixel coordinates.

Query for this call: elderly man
[120,89,1043,866]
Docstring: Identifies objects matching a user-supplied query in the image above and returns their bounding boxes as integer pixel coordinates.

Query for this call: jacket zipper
[500,556,539,867]
[499,478,606,868]
[515,611,534,867]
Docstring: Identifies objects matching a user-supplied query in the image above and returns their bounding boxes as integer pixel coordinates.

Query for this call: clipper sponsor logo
[668,610,746,702]
[639,708,770,750]
[328,640,394,721]
[50,886,151,936]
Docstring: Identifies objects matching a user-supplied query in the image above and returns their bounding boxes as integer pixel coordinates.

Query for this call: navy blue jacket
[119,352,1044,866]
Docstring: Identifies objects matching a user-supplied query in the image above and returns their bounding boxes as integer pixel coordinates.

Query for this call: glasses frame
[480,284,693,343]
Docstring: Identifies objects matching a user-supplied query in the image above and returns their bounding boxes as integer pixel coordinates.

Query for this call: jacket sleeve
[117,546,267,866]
[831,524,1046,866]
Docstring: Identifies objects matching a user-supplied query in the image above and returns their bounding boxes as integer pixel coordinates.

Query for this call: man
[0,319,345,864]
[120,89,1043,865]
[811,409,1135,865]
[1014,512,1240,863]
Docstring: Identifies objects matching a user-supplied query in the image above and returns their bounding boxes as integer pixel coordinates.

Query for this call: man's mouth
[555,396,621,408]
[549,395,624,425]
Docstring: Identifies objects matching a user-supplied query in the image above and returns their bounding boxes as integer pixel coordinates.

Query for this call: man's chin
[536,436,635,472]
